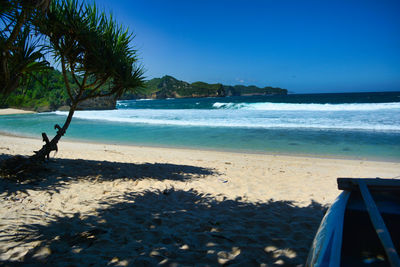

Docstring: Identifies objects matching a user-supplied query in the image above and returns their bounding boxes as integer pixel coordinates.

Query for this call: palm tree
[0,0,51,97]
[31,0,144,161]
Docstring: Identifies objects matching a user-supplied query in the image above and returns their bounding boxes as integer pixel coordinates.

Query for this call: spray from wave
[212,102,400,111]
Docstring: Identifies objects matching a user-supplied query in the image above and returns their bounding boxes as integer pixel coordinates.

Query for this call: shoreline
[1,130,399,163]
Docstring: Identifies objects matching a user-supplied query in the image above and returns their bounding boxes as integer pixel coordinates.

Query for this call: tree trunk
[31,103,77,161]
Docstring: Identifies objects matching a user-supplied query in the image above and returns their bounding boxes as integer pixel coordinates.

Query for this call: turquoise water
[1,92,400,161]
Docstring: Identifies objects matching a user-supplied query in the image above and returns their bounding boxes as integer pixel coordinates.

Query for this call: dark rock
[57,105,70,111]
[77,96,116,110]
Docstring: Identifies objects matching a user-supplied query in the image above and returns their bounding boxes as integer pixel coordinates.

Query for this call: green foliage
[186,82,223,96]
[1,67,69,110]
[0,0,51,96]
[35,0,144,105]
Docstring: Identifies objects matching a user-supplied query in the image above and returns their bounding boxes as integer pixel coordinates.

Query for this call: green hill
[223,85,288,96]
[121,75,287,99]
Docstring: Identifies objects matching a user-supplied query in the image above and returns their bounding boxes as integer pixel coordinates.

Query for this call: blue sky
[90,0,400,93]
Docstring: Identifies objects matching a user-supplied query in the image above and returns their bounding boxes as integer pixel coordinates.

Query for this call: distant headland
[122,75,288,100]
[1,69,287,111]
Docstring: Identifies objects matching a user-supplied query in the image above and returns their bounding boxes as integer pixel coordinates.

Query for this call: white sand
[0,108,35,115]
[0,134,399,265]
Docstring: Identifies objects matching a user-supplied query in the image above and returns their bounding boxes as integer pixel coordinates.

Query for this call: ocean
[1,91,400,161]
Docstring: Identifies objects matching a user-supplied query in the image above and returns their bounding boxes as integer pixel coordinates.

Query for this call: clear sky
[90,0,400,93]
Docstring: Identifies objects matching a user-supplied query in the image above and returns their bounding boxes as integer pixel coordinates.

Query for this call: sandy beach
[0,134,399,266]
[0,108,35,115]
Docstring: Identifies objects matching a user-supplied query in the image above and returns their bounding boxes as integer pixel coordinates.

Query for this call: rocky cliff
[76,96,117,110]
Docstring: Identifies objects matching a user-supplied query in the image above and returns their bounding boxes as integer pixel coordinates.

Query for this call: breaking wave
[212,102,400,111]
[54,107,400,132]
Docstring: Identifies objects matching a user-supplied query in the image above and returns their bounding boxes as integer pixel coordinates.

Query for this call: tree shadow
[0,154,217,196]
[0,188,327,266]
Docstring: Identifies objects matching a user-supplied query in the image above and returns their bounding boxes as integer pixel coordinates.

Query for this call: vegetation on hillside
[223,85,288,96]
[0,68,69,111]
[122,75,288,100]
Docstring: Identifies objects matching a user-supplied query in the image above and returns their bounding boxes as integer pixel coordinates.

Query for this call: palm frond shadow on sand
[0,188,327,266]
[0,154,217,195]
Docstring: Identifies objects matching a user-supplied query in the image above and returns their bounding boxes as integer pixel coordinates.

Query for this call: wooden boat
[307,178,400,267]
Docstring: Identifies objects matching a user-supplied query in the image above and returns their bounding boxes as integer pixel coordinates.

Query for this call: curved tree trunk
[31,102,77,161]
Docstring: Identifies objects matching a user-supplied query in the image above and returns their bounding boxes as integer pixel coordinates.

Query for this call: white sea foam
[54,108,400,132]
[212,102,400,111]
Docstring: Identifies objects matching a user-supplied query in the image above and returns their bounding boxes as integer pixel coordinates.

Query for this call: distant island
[0,69,287,111]
[122,75,288,100]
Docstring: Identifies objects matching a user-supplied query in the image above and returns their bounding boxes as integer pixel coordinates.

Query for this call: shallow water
[1,92,399,161]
